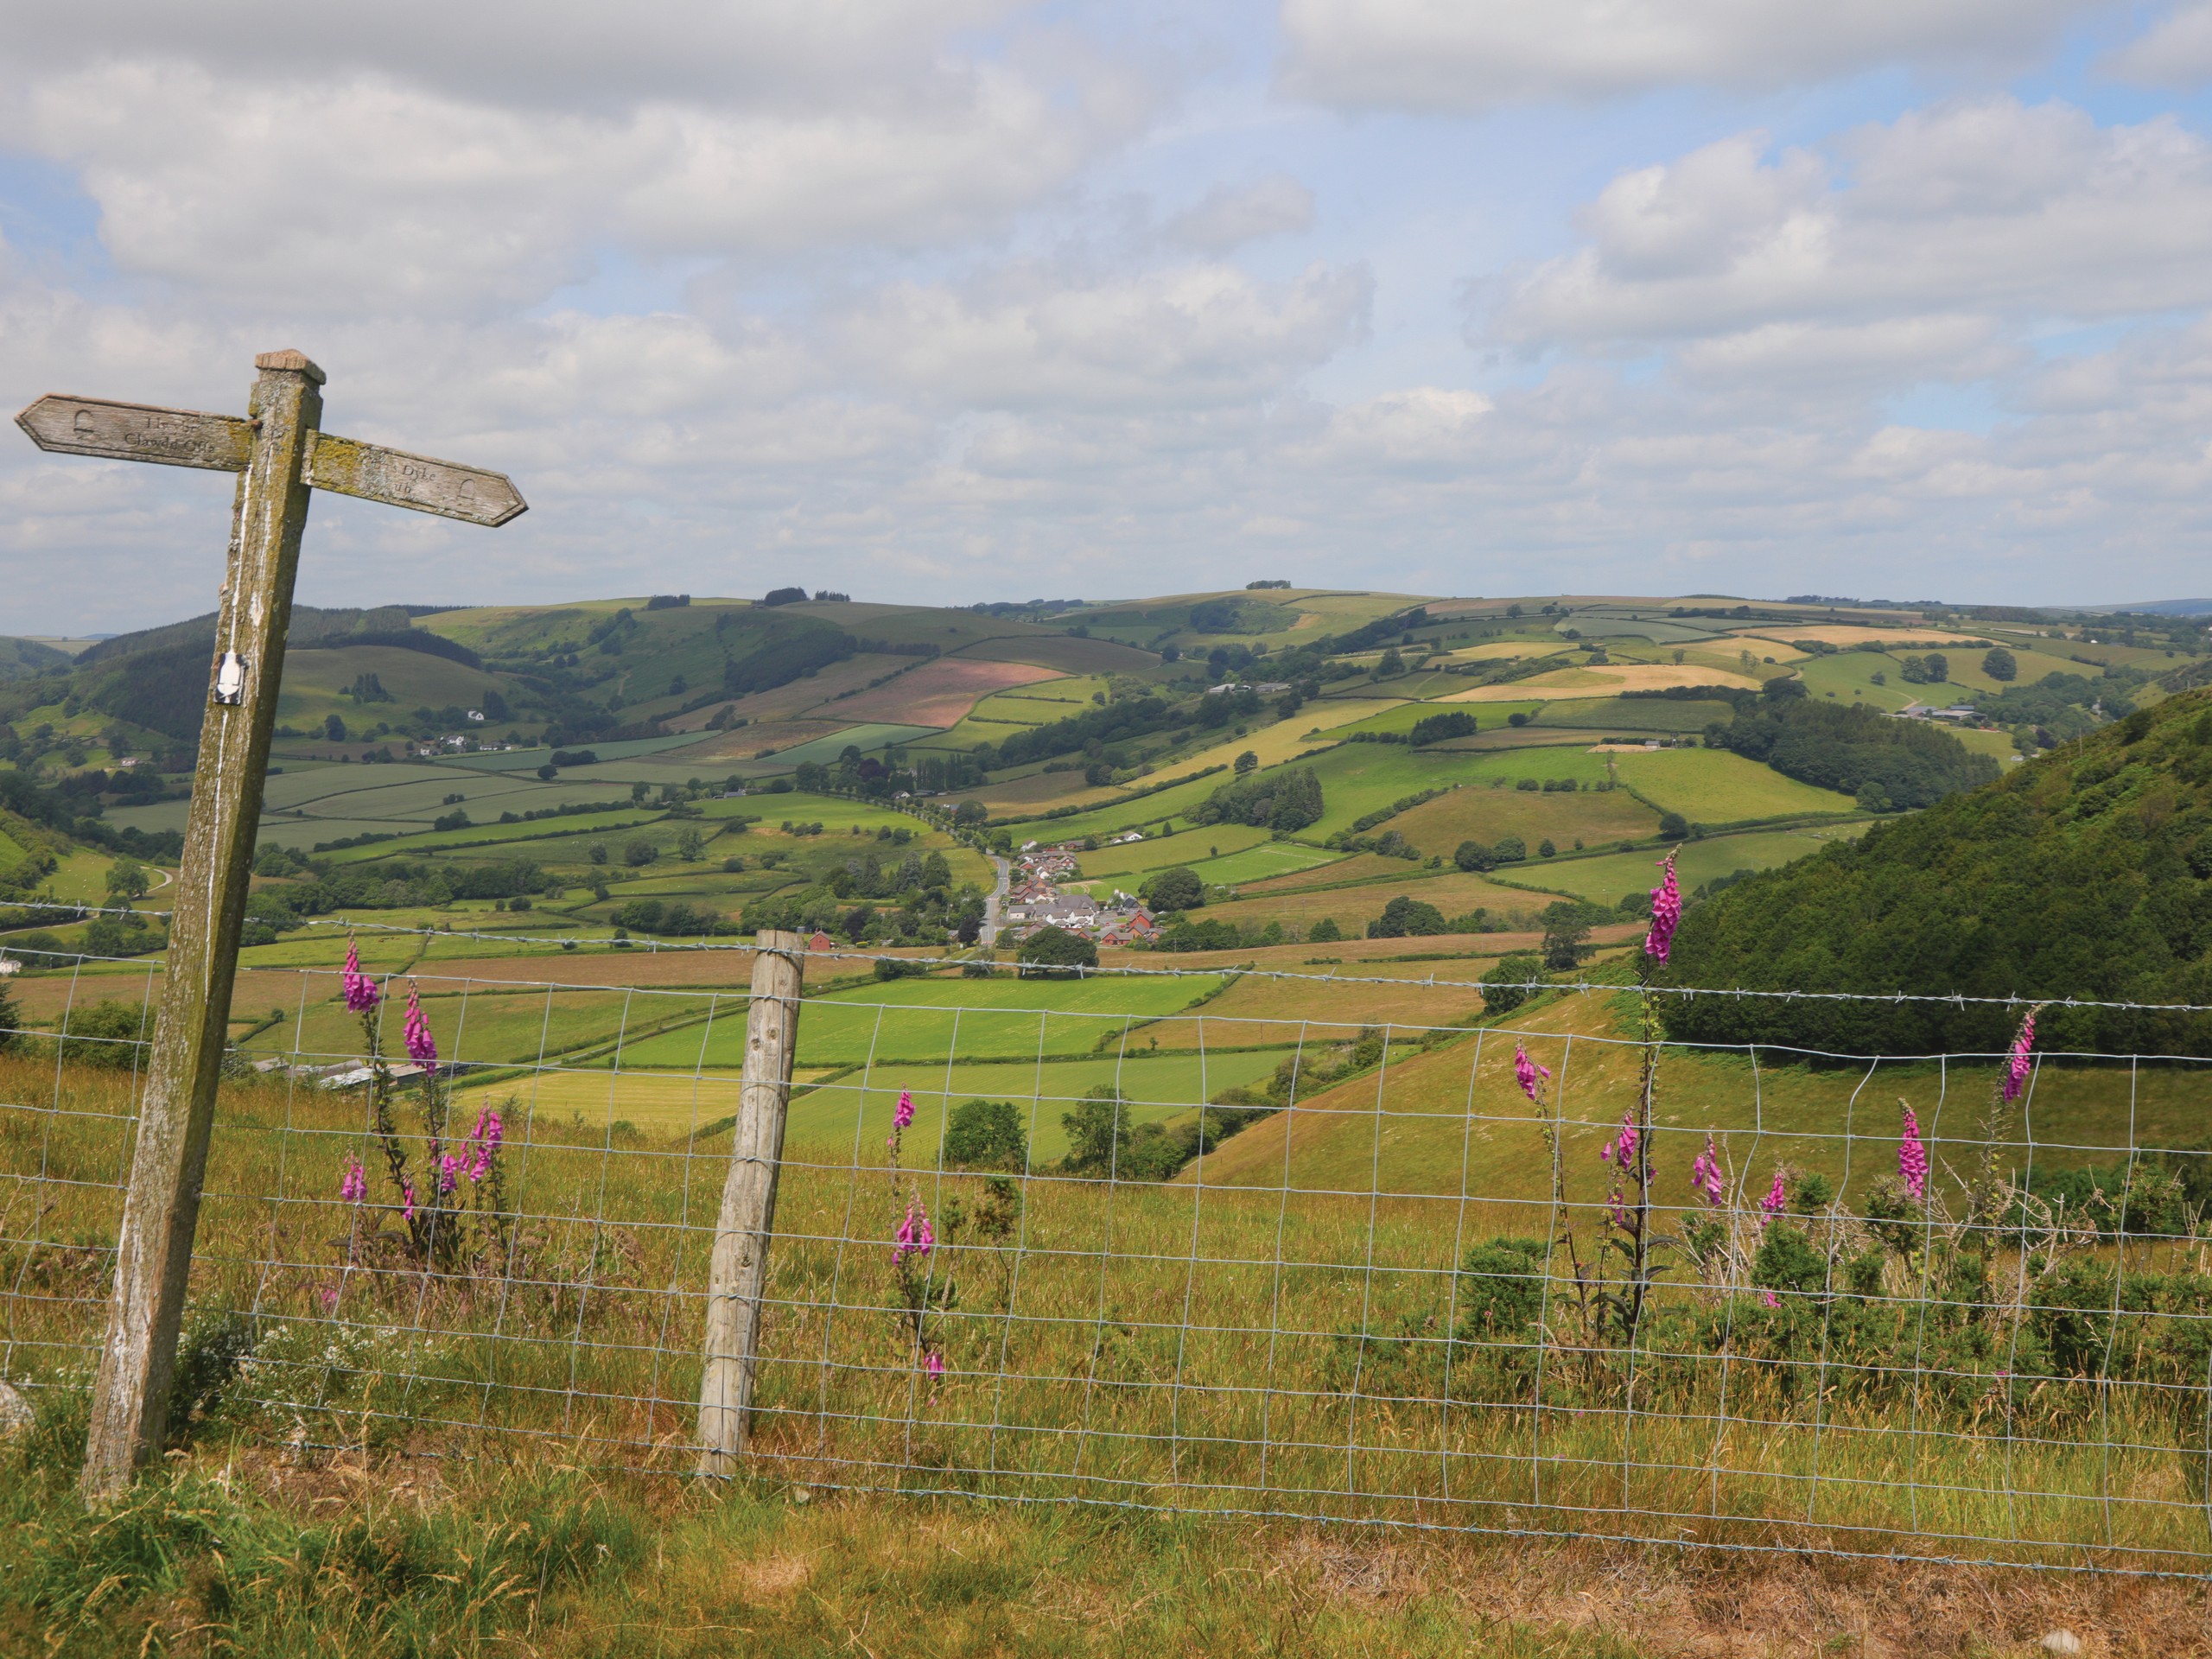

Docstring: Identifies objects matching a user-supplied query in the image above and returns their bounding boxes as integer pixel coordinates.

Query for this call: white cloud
[0,9,1146,315]
[1494,99,2212,357]
[0,1,1027,111]
[1278,0,2107,111]
[2102,3,2212,86]
[831,261,1371,410]
[1164,175,1316,251]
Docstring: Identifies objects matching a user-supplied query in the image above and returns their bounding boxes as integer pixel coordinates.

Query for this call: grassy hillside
[1662,687,2212,1055]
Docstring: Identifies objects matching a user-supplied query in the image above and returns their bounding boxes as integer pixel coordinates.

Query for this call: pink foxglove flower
[893,1090,915,1130]
[1898,1105,1928,1202]
[401,1180,416,1222]
[1644,849,1681,965]
[403,982,437,1065]
[2002,1009,2037,1103]
[1512,1043,1550,1103]
[925,1351,944,1382]
[1605,1188,1630,1229]
[1759,1169,1787,1224]
[438,1153,460,1195]
[339,1154,366,1204]
[465,1107,503,1182]
[341,939,380,1014]
[1760,1288,1780,1310]
[1598,1110,1637,1169]
[1689,1136,1724,1208]
[893,1193,933,1262]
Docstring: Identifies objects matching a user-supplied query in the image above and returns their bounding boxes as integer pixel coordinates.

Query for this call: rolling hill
[1662,687,2212,1056]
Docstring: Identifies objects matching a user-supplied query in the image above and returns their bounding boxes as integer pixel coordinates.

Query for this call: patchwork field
[825,658,1064,728]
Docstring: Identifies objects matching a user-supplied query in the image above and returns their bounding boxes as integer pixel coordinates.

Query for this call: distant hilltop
[2078,598,2212,617]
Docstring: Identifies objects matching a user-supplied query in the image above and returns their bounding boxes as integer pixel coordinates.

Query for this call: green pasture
[1068,823,1274,879]
[1198,994,2212,1205]
[1071,835,1346,897]
[995,768,1258,842]
[1533,696,1732,733]
[313,808,668,863]
[1178,839,1344,887]
[1610,747,1857,822]
[1382,780,1662,860]
[1952,725,2022,764]
[1195,866,1566,936]
[781,1048,1289,1163]
[443,732,710,772]
[734,723,938,770]
[1327,702,1476,739]
[1491,823,1868,907]
[270,645,527,732]
[608,972,1225,1071]
[1286,744,1578,841]
[234,983,693,1070]
[1790,652,1920,711]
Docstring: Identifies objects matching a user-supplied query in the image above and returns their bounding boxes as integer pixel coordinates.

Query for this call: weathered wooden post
[697,930,806,1475]
[16,353,525,1499]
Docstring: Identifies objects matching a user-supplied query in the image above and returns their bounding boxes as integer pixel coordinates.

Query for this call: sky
[7,1,2212,630]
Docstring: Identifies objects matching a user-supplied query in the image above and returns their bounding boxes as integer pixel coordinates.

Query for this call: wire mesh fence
[6,938,2212,1573]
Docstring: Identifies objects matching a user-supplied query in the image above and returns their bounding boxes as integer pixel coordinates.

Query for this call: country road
[981,853,1009,945]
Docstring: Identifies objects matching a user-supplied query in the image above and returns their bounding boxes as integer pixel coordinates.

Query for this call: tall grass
[5,1036,2212,1579]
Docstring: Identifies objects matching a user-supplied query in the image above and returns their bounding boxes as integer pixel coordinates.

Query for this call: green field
[1609,747,1858,822]
[611,973,1224,1070]
[1066,823,1275,879]
[780,1048,1287,1163]
[442,732,710,772]
[270,645,530,733]
[1790,652,1920,710]
[1382,779,1662,858]
[1532,696,1733,733]
[1489,823,1869,907]
[1194,866,1567,935]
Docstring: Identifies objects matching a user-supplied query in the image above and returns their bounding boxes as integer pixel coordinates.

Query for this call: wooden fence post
[696,930,805,1475]
[79,353,324,1500]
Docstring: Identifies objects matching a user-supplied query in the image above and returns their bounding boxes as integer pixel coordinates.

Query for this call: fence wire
[5,943,2212,1574]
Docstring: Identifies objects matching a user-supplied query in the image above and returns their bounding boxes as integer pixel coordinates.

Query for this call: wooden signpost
[15,351,526,1499]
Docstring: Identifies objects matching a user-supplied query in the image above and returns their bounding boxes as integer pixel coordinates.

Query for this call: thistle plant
[333,944,505,1273]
